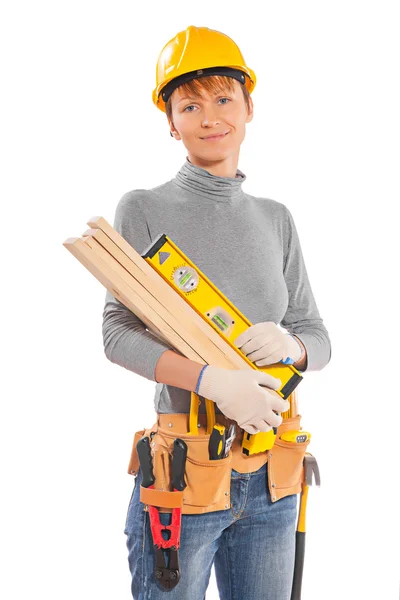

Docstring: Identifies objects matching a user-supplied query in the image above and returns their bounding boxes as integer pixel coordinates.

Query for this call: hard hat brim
[153,65,256,114]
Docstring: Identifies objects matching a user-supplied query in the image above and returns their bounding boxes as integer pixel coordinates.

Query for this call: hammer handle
[290,531,305,600]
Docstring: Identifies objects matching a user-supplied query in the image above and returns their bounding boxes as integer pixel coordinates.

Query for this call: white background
[1,1,399,598]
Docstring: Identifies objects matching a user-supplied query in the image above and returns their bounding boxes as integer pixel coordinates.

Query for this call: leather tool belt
[127,412,310,515]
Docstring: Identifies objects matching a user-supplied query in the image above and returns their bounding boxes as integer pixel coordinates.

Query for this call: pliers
[136,435,188,590]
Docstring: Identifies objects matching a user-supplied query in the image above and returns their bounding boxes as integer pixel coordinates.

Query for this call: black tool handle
[171,438,188,491]
[136,436,155,488]
[290,531,305,600]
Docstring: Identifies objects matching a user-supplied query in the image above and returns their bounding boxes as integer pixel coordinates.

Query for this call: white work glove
[197,365,290,435]
[234,322,304,367]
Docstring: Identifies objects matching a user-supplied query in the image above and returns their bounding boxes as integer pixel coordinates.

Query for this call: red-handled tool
[136,436,188,590]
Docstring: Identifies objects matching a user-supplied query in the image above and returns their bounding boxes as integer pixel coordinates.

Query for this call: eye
[183,97,231,112]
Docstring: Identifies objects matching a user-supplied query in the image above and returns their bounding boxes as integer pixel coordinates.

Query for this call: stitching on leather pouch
[157,428,211,442]
[275,438,310,449]
[185,453,232,467]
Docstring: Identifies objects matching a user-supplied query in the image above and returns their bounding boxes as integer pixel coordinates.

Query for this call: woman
[102,25,331,599]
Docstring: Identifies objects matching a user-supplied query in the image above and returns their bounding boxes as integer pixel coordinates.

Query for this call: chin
[196,147,238,161]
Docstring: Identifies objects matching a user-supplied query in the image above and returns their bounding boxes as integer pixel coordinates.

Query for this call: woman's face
[168,78,253,163]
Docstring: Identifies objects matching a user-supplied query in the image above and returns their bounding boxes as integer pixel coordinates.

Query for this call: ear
[171,130,181,140]
[245,96,254,124]
[167,117,181,140]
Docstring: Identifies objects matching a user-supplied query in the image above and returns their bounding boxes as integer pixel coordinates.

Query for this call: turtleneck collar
[172,157,246,202]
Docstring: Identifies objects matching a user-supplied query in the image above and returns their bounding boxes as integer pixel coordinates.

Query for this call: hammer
[291,453,321,600]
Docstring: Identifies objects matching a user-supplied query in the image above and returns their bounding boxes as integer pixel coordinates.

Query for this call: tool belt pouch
[128,423,233,515]
[127,413,311,511]
[268,414,311,502]
[127,426,155,477]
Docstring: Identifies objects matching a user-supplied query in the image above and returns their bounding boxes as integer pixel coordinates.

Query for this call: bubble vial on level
[212,314,229,331]
[179,272,192,286]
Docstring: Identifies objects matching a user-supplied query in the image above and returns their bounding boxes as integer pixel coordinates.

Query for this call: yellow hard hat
[152,25,257,113]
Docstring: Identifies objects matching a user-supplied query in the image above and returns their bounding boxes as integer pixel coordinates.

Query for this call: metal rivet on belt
[225,491,229,496]
[225,504,229,509]
[271,482,276,488]
[272,496,276,501]
[168,422,173,428]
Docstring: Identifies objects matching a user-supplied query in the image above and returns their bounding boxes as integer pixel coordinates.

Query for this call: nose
[202,118,218,127]
[201,109,219,128]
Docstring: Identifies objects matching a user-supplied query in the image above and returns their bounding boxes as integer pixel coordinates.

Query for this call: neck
[173,156,246,202]
[186,150,240,179]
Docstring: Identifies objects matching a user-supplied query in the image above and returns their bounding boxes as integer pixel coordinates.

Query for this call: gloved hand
[197,365,290,435]
[234,322,303,367]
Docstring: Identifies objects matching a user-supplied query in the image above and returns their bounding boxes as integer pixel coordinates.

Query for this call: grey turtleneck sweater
[102,158,331,414]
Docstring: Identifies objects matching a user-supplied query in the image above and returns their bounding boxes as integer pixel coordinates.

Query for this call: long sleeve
[102,191,173,381]
[280,206,332,371]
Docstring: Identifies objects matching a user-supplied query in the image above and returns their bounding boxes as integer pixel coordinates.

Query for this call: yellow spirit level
[142,233,303,455]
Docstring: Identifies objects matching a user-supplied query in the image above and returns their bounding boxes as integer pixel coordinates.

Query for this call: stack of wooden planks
[63,216,298,417]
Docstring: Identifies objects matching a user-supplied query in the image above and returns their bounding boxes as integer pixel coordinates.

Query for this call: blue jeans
[124,462,298,599]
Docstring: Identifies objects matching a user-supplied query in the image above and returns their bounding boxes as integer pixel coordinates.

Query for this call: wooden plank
[83,234,237,368]
[64,236,202,360]
[64,236,240,370]
[83,218,252,370]
[83,227,245,369]
[86,216,158,279]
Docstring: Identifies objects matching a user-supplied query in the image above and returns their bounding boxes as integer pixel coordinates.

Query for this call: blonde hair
[166,75,251,125]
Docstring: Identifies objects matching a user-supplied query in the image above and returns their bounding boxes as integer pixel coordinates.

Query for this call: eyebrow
[177,92,230,104]
[177,95,202,103]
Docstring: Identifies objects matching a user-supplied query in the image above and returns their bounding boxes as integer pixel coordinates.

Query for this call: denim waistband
[231,461,267,479]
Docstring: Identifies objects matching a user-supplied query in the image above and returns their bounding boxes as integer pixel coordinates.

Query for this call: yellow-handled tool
[291,453,320,600]
[208,424,226,460]
[187,391,227,460]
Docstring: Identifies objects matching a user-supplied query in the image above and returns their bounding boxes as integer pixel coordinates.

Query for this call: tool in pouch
[208,423,226,460]
[222,423,237,458]
[136,434,188,591]
[142,233,304,455]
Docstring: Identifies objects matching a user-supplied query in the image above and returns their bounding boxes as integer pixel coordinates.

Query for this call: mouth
[201,131,230,140]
